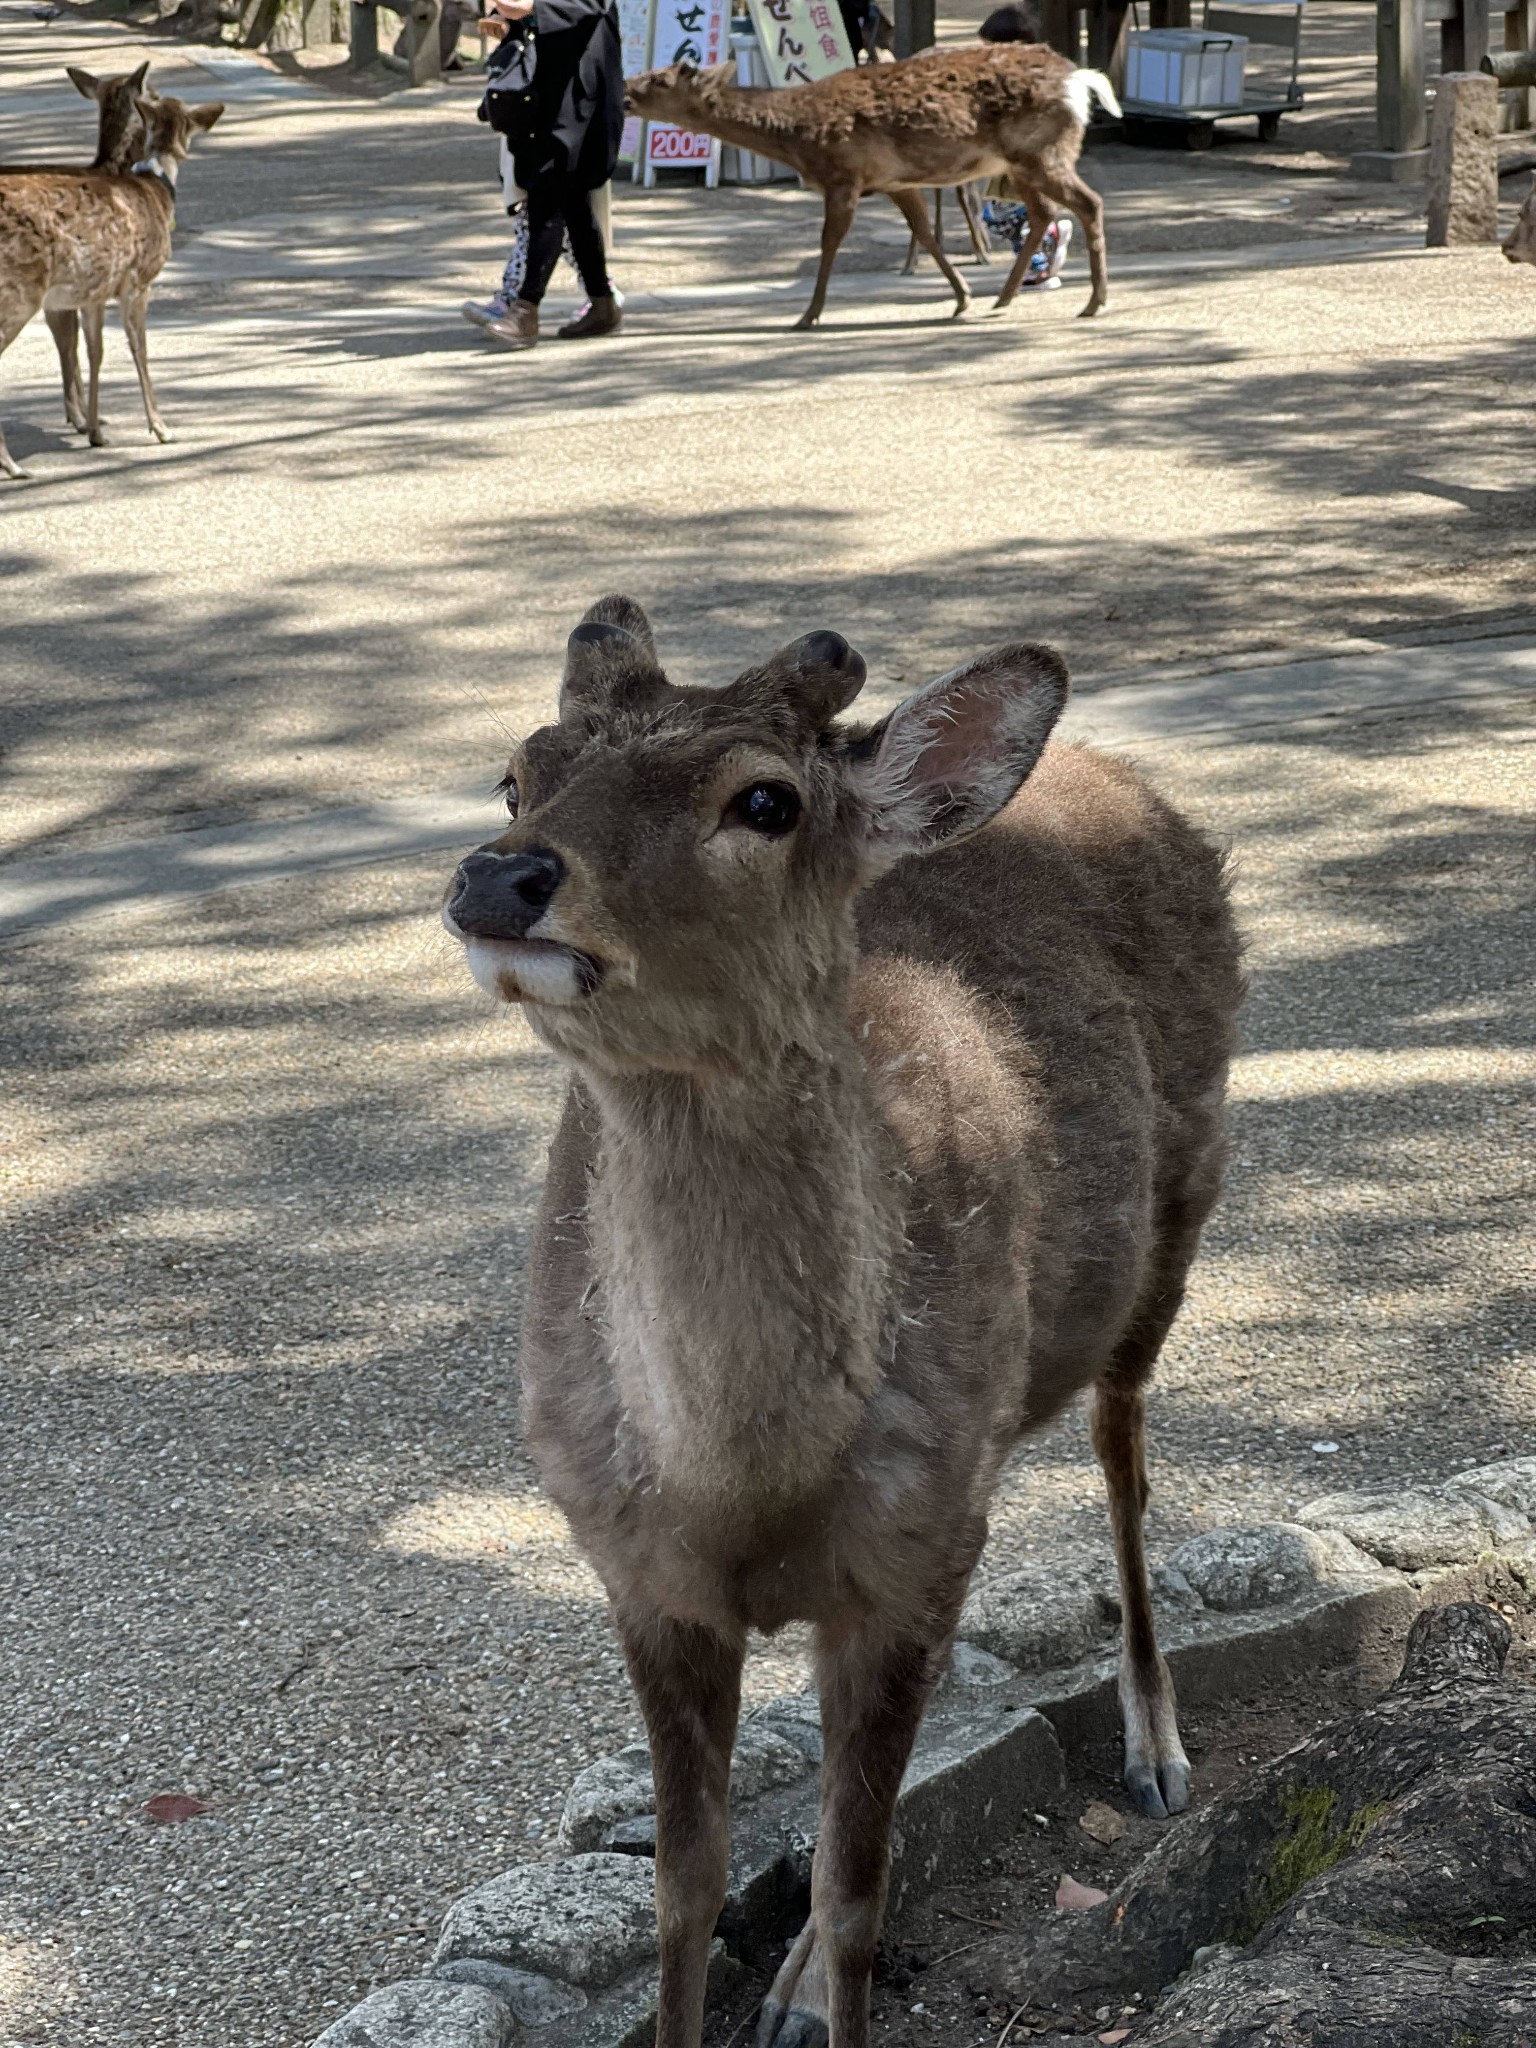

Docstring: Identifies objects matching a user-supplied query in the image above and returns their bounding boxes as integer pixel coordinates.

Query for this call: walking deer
[442,598,1243,2048]
[0,91,221,481]
[625,45,1119,325]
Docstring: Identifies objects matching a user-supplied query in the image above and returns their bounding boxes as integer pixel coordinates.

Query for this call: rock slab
[433,1855,658,1990]
[313,1981,515,2048]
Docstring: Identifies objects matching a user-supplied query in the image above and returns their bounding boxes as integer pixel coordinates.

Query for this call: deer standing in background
[625,44,1118,325]
[1504,172,1536,265]
[43,65,158,436]
[0,92,222,481]
[442,597,1243,2048]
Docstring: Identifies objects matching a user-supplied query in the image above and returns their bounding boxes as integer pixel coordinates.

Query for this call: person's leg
[556,182,622,338]
[517,175,568,307]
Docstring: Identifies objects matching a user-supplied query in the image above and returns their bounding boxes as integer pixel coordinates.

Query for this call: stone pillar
[349,0,379,66]
[1427,69,1499,242]
[406,0,442,81]
[892,0,935,58]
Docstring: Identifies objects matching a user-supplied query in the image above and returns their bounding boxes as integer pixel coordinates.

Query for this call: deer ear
[191,100,225,131]
[67,66,101,100]
[846,643,1069,867]
[129,60,151,91]
[677,60,698,80]
[560,604,663,724]
[729,629,867,732]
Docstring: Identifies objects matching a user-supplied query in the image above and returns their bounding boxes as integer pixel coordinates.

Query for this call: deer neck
[583,1023,902,1516]
[667,86,811,173]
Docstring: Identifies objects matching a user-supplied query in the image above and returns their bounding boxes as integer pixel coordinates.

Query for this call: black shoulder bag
[478,19,538,143]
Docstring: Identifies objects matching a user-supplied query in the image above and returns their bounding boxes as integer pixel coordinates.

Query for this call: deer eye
[497,773,520,818]
[726,782,802,836]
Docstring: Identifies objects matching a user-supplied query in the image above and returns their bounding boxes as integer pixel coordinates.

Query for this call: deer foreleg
[120,291,171,444]
[621,1613,743,2048]
[759,1623,945,2048]
[81,302,107,448]
[797,188,858,330]
[889,189,970,318]
[45,310,86,431]
[956,182,992,264]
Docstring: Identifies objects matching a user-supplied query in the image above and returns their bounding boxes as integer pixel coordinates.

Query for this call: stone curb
[312,1459,1536,2048]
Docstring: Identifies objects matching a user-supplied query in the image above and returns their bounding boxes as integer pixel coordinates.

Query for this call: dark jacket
[516,0,624,191]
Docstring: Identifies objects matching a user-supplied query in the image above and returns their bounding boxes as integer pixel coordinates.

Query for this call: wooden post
[1039,0,1076,58]
[892,0,935,57]
[1427,68,1499,238]
[301,0,332,42]
[1088,0,1132,90]
[1149,0,1192,24]
[350,0,379,63]
[1441,0,1489,71]
[406,0,442,80]
[1502,0,1535,129]
[1353,0,1430,176]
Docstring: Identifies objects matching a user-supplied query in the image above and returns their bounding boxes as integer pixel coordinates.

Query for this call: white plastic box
[1124,28,1248,108]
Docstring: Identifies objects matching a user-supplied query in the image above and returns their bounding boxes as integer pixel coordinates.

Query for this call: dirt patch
[705,1594,1536,2048]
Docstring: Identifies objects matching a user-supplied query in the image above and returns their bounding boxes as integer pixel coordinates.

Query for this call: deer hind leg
[956,181,992,264]
[1,297,44,478]
[796,186,858,330]
[46,310,86,432]
[992,185,1055,311]
[889,189,971,318]
[620,1614,743,2048]
[760,1615,958,2048]
[1090,1191,1218,1818]
[81,302,107,448]
[1024,160,1109,318]
[120,291,171,444]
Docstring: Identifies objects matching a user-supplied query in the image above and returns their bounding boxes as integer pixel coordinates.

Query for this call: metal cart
[1118,0,1306,149]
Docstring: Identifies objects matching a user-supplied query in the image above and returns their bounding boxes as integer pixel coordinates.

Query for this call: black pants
[518,173,611,307]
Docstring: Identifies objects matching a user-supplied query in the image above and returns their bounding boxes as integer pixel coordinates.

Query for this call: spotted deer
[441,599,1243,2048]
[625,44,1119,325]
[0,91,221,481]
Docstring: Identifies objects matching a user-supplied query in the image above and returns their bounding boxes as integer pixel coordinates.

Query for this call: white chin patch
[460,937,586,1007]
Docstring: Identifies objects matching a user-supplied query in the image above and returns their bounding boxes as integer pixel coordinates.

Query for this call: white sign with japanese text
[618,0,652,161]
[643,0,730,172]
[745,0,855,87]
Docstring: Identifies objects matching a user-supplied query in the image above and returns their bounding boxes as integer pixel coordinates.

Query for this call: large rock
[559,1724,812,1853]
[1445,1455,1536,1523]
[1166,1522,1376,1612]
[1297,1487,1529,1569]
[313,1981,514,2048]
[433,1855,657,1989]
[431,1960,587,2026]
[958,1560,1118,1670]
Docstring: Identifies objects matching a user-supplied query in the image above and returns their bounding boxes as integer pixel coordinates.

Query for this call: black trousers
[518,173,611,306]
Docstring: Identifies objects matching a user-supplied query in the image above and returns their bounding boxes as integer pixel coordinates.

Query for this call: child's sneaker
[1021,217,1072,289]
[461,295,512,331]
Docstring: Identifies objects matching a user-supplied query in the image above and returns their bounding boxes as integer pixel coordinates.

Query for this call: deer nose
[448,847,566,939]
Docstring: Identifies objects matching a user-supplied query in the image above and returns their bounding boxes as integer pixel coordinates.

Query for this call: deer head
[133,92,225,186]
[67,60,155,172]
[443,599,1069,1076]
[624,60,736,121]
[1504,175,1536,265]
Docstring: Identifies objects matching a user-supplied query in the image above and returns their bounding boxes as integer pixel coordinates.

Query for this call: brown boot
[483,300,539,350]
[557,295,622,340]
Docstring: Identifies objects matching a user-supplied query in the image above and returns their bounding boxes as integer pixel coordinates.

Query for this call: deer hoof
[1125,1754,1190,1818]
[792,310,821,331]
[151,425,175,444]
[1078,295,1107,319]
[950,296,971,320]
[758,2007,828,2048]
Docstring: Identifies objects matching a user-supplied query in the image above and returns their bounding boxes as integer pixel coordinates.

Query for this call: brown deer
[37,65,158,436]
[0,92,223,481]
[441,598,1243,2048]
[625,45,1118,325]
[1504,172,1536,265]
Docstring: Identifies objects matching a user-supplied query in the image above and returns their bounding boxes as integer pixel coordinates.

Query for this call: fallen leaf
[1079,1800,1127,1846]
[1098,2032,1133,2045]
[143,1793,211,1825]
[1055,1874,1110,1911]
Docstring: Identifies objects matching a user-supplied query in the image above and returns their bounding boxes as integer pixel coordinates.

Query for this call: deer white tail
[1065,67,1122,124]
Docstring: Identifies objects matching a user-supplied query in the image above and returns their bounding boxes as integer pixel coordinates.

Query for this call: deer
[25,64,159,437]
[625,44,1119,326]
[0,92,223,482]
[440,596,1244,2048]
[1504,172,1536,266]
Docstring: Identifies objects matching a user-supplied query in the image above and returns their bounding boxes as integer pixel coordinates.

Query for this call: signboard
[745,0,855,86]
[617,0,652,164]
[641,0,730,179]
